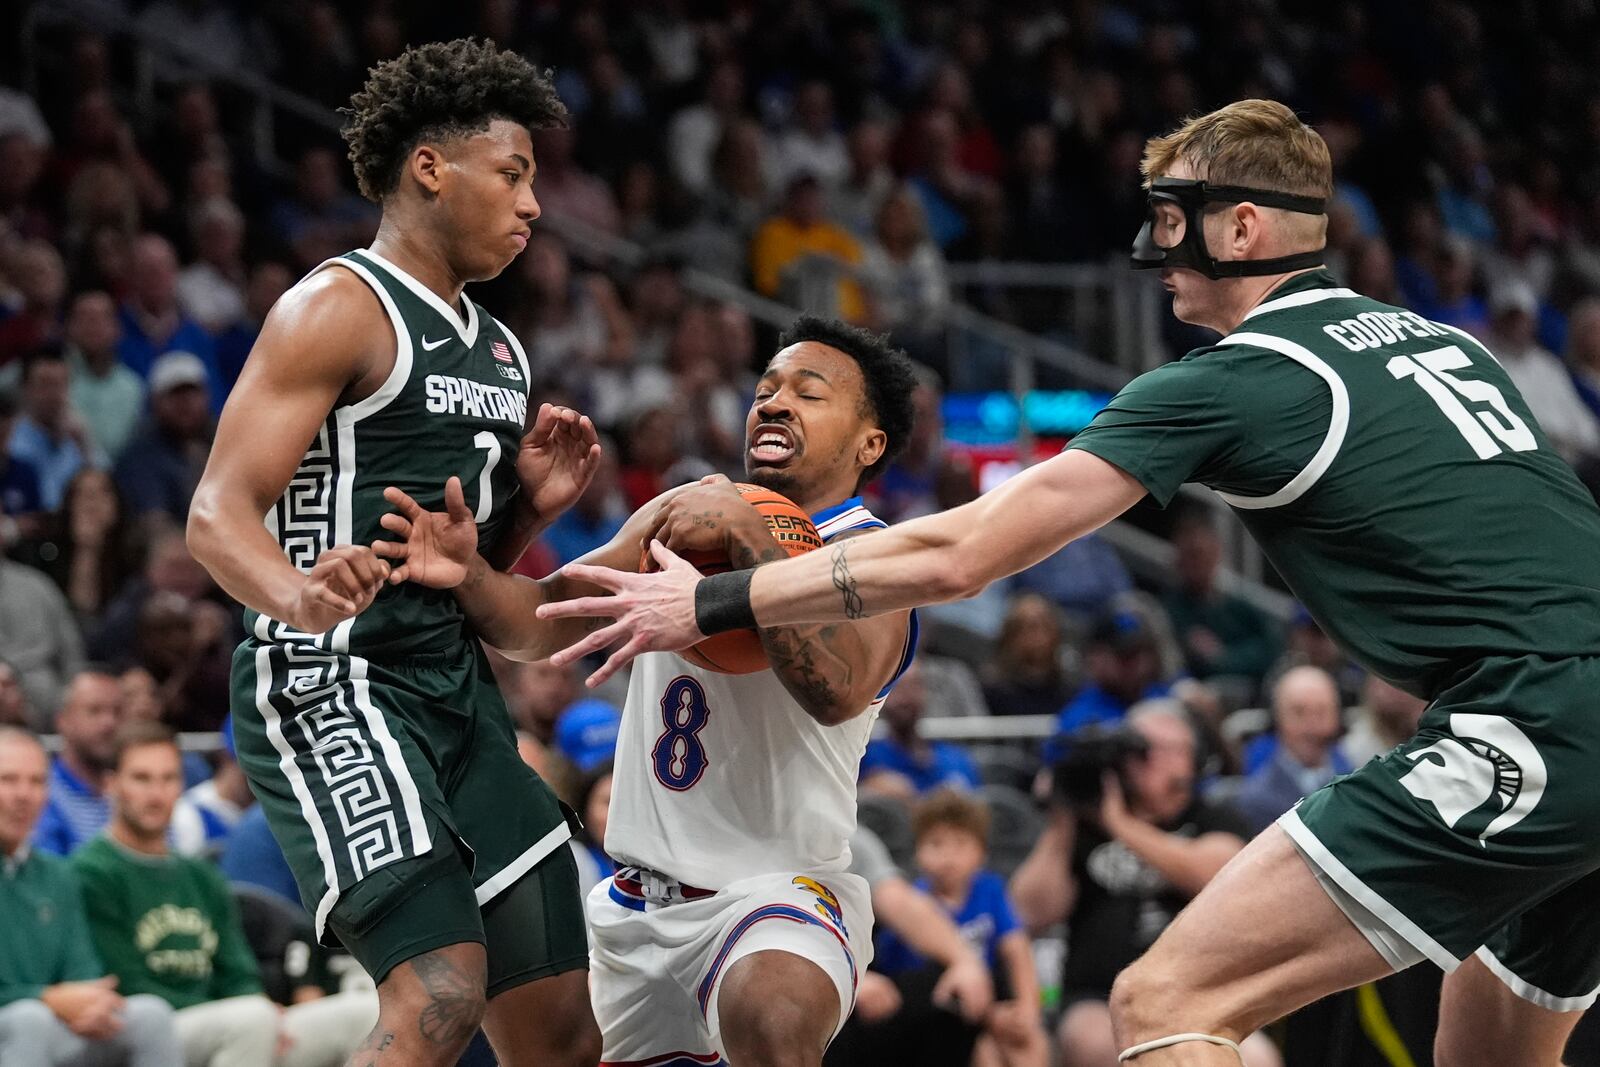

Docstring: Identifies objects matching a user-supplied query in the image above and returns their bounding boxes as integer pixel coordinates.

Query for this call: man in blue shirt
[111,352,214,526]
[0,389,44,544]
[860,660,979,798]
[1054,609,1173,739]
[8,350,104,511]
[116,236,222,410]
[1233,666,1353,835]
[33,670,124,855]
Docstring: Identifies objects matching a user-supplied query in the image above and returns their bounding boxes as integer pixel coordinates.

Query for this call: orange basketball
[642,483,822,674]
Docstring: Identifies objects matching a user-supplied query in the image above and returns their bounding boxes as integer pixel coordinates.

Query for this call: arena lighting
[942,388,1114,444]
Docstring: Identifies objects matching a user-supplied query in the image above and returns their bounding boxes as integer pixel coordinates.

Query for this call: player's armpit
[188,267,389,629]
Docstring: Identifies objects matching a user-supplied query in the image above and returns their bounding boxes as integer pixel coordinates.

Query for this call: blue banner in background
[943,390,1113,444]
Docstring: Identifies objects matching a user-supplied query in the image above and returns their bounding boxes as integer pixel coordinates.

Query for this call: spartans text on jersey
[424,374,529,424]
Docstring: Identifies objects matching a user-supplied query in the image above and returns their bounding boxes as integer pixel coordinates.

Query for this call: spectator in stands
[1340,675,1429,767]
[617,404,689,510]
[1161,510,1280,696]
[64,290,143,462]
[0,553,85,726]
[116,235,218,395]
[860,660,979,800]
[499,656,620,791]
[751,174,866,322]
[1420,235,1490,337]
[0,238,67,362]
[569,762,614,894]
[666,59,746,198]
[1011,704,1273,1067]
[669,118,772,282]
[1004,123,1073,262]
[1233,666,1351,834]
[1488,279,1600,463]
[860,184,950,357]
[0,660,29,727]
[214,261,292,393]
[10,348,104,511]
[89,526,229,671]
[1264,605,1365,709]
[113,351,214,527]
[1565,297,1600,421]
[219,803,299,906]
[176,197,248,334]
[268,147,377,271]
[769,80,849,190]
[127,590,234,733]
[75,723,374,1067]
[555,698,622,780]
[0,387,45,544]
[869,367,943,523]
[0,726,182,1066]
[541,443,627,566]
[1054,610,1172,737]
[15,468,146,622]
[1346,235,1402,306]
[34,668,123,853]
[172,717,251,856]
[529,126,621,237]
[830,823,994,1067]
[830,119,895,239]
[510,233,634,393]
[982,594,1072,718]
[872,790,1046,1067]
[1014,533,1134,628]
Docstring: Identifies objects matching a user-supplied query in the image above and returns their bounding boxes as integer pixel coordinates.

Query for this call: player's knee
[1109,959,1189,1041]
[719,966,831,1067]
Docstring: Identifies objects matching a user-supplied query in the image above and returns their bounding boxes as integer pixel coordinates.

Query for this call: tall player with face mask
[545,100,1600,1066]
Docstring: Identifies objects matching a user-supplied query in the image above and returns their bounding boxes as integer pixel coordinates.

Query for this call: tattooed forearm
[830,543,865,620]
[762,624,855,717]
[409,950,485,1047]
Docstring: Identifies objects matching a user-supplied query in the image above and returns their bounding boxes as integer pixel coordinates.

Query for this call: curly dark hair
[775,315,918,486]
[340,38,568,202]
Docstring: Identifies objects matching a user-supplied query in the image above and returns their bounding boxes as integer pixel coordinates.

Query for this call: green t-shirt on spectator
[73,835,263,1010]
[0,848,106,1006]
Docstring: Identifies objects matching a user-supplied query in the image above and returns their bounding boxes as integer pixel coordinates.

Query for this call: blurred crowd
[9,0,1600,1063]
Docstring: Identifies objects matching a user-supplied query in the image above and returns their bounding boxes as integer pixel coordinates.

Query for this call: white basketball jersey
[605,497,918,890]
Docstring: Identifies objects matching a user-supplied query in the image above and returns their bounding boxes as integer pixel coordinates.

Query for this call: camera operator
[1010,702,1278,1067]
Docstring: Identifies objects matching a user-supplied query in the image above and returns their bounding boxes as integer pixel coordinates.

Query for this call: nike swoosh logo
[420,335,449,351]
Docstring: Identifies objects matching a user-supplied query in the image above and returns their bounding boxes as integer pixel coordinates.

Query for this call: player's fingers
[536,593,626,625]
[382,485,424,519]
[547,618,628,667]
[444,476,473,523]
[310,582,358,617]
[578,414,599,448]
[649,539,694,573]
[553,562,631,593]
[319,558,363,598]
[584,633,650,688]
[378,512,412,536]
[370,538,408,560]
[524,402,557,446]
[387,563,409,585]
[700,472,732,486]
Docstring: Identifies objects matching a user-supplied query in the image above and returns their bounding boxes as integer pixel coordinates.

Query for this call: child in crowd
[873,789,1048,1067]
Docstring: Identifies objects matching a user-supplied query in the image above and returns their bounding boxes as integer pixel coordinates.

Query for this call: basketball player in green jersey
[545,99,1600,1065]
[188,40,601,1067]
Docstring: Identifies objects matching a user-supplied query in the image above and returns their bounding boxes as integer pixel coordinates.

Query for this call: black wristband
[695,569,757,635]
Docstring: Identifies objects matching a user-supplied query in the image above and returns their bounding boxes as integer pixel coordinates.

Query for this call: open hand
[537,540,706,687]
[932,954,994,1024]
[373,477,479,589]
[287,546,390,634]
[517,403,602,524]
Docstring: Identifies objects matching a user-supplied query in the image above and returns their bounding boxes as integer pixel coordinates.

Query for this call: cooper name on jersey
[423,373,529,424]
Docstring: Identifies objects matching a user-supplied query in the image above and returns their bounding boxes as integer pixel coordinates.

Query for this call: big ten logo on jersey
[768,513,824,552]
[1397,713,1547,846]
[490,340,523,382]
[792,876,848,936]
[423,374,527,425]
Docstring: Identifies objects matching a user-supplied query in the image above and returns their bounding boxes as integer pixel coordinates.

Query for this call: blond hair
[1141,99,1332,199]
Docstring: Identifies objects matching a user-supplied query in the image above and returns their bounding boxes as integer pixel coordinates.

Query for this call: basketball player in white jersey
[373,315,941,1066]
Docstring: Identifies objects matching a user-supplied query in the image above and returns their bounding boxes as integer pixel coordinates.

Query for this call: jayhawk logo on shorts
[792,877,847,936]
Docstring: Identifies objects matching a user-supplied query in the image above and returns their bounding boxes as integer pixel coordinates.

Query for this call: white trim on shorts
[1473,947,1600,1013]
[475,820,574,906]
[1277,807,1461,973]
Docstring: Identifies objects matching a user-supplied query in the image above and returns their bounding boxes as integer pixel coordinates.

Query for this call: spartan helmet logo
[1398,713,1547,846]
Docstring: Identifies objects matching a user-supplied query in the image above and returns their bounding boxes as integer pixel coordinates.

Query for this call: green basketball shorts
[1282,654,1600,1009]
[231,636,585,986]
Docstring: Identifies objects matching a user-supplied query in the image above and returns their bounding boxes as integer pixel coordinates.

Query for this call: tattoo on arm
[830,543,865,620]
[408,950,485,1047]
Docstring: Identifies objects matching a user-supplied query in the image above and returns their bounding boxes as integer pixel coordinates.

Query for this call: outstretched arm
[647,477,911,725]
[544,449,1146,686]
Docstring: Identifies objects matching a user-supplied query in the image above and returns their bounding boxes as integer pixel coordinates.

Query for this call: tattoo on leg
[409,951,485,1047]
[830,544,865,619]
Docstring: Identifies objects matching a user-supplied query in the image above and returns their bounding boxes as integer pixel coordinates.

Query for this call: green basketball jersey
[1068,269,1600,698]
[247,248,531,655]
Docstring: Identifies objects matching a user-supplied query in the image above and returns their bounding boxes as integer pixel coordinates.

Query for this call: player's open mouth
[749,425,797,465]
